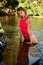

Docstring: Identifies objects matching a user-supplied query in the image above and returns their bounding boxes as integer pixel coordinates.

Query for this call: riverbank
[32,16,43,18]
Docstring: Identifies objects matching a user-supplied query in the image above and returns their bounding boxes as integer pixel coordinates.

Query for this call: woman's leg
[25,34,38,45]
[31,34,38,44]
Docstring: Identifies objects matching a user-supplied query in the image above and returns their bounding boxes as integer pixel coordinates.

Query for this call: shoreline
[32,16,43,18]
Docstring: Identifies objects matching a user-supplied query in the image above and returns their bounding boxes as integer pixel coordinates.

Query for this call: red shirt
[20,16,29,40]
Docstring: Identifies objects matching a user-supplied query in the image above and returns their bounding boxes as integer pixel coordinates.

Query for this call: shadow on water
[0,16,43,65]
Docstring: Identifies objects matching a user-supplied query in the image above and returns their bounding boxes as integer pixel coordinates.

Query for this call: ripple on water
[32,31,43,42]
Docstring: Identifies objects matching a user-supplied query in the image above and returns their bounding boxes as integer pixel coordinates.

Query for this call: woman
[17,7,38,65]
[17,7,38,45]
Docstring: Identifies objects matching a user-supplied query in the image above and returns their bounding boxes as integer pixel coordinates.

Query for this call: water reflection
[0,16,19,65]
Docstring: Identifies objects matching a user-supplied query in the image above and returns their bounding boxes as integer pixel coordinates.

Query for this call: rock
[0,7,15,16]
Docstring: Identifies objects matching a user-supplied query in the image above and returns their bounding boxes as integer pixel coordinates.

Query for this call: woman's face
[18,10,26,18]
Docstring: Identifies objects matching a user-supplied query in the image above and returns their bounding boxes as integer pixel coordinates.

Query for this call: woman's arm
[26,17,32,30]
[26,17,32,43]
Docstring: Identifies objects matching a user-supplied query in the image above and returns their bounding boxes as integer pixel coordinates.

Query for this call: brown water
[0,16,20,65]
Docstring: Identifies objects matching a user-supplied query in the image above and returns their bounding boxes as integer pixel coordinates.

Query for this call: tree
[0,0,19,9]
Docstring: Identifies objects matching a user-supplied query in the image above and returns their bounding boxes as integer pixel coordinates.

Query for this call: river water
[0,16,43,65]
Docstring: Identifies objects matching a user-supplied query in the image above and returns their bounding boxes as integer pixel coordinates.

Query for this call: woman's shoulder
[25,15,30,20]
[26,15,32,22]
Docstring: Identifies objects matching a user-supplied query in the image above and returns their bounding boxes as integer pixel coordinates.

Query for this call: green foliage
[0,0,19,8]
[16,0,43,16]
[0,0,43,16]
[0,0,7,7]
[26,1,43,16]
[15,0,43,16]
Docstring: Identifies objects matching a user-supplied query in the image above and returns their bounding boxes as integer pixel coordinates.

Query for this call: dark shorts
[24,39,30,43]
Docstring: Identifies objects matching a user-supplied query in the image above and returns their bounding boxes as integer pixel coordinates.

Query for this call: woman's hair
[17,7,26,15]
